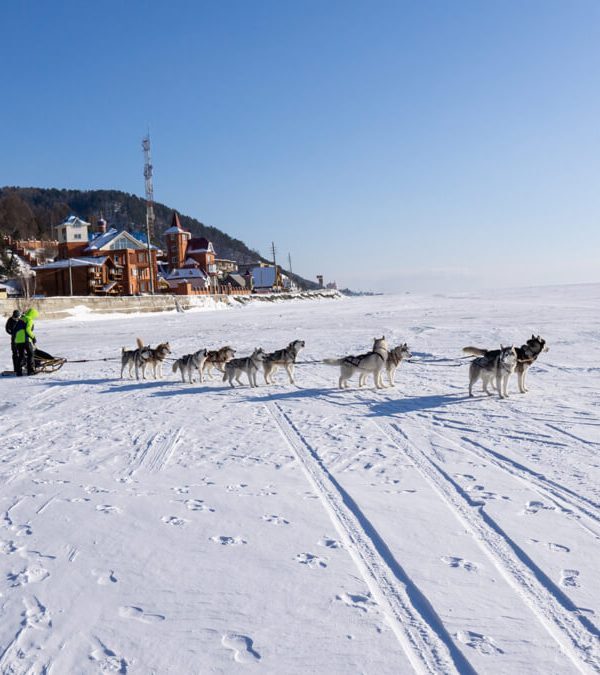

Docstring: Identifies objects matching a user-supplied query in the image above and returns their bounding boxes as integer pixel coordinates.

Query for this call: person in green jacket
[13,307,38,376]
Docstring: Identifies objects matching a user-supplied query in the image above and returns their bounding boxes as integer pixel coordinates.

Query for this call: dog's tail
[136,337,144,349]
[121,346,125,354]
[463,346,487,357]
[172,362,179,373]
[322,358,343,366]
[222,370,228,382]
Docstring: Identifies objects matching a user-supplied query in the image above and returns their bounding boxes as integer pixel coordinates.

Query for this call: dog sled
[2,348,67,377]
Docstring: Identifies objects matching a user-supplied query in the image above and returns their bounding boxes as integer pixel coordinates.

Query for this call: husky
[138,342,171,380]
[323,337,388,389]
[223,348,265,387]
[120,338,152,379]
[463,335,548,394]
[263,339,306,385]
[385,343,412,387]
[468,345,518,399]
[202,346,236,380]
[172,349,208,384]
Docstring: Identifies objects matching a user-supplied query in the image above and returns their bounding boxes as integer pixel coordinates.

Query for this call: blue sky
[1,1,599,291]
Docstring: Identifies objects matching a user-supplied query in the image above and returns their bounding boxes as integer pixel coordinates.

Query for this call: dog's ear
[500,344,504,350]
[531,334,535,340]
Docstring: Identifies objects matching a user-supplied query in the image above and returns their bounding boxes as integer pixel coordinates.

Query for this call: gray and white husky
[223,348,265,387]
[263,339,306,385]
[385,343,412,387]
[464,335,548,394]
[468,345,518,399]
[172,349,208,383]
[121,338,152,379]
[203,346,236,380]
[324,336,388,389]
[138,342,172,380]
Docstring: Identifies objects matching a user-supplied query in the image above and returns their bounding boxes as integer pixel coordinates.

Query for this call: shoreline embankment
[0,290,342,320]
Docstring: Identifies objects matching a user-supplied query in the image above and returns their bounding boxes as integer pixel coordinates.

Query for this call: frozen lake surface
[0,284,598,673]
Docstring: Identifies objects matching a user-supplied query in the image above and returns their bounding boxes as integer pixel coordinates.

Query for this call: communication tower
[142,133,156,293]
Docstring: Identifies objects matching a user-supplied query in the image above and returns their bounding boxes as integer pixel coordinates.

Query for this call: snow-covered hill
[1,284,598,673]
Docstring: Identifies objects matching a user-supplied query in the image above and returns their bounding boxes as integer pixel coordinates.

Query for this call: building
[163,213,219,291]
[35,256,122,296]
[84,227,158,295]
[36,215,158,296]
[250,264,284,292]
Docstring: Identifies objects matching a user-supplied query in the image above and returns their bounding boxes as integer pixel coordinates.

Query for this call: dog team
[120,333,547,398]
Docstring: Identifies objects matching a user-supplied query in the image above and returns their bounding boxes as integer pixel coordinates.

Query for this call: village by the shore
[0,213,342,316]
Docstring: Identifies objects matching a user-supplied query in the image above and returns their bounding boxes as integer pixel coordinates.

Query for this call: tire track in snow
[266,401,475,675]
[376,419,600,673]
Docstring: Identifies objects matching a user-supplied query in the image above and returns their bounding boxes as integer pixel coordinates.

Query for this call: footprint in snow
[89,639,129,674]
[210,535,247,546]
[295,553,327,568]
[222,633,261,663]
[0,540,18,555]
[92,569,118,585]
[7,565,49,586]
[336,591,377,613]
[456,630,504,655]
[96,505,121,515]
[119,606,165,623]
[560,569,580,587]
[318,536,343,549]
[184,499,215,512]
[441,556,478,572]
[523,500,554,515]
[261,515,290,525]
[161,516,188,526]
[548,543,570,553]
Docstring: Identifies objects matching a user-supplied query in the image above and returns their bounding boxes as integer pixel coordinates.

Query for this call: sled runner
[2,348,67,376]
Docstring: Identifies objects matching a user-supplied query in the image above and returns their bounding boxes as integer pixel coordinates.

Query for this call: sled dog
[203,346,236,379]
[223,348,265,387]
[324,337,388,389]
[385,343,412,387]
[172,349,208,384]
[263,339,306,385]
[138,342,171,380]
[120,338,152,379]
[463,335,548,394]
[468,345,518,399]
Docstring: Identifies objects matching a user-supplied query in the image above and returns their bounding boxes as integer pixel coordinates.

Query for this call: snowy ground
[0,285,598,674]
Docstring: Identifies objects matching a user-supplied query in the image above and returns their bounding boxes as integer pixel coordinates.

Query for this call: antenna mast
[142,132,155,293]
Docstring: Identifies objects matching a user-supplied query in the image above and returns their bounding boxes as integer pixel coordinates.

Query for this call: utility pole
[271,241,277,268]
[287,252,293,275]
[142,132,156,294]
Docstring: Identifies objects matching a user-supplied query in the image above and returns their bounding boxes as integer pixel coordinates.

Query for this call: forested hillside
[0,187,317,288]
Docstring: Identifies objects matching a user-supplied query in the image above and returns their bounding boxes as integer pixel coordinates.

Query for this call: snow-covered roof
[164,225,191,236]
[59,215,90,228]
[36,256,109,270]
[164,267,208,280]
[86,229,158,252]
[188,238,215,254]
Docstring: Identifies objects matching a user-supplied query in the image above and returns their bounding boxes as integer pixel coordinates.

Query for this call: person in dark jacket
[5,309,21,374]
[13,307,38,376]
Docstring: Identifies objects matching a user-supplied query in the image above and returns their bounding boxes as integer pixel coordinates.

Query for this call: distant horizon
[2,1,599,292]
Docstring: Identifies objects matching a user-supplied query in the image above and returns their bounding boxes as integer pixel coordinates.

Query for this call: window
[73,234,82,240]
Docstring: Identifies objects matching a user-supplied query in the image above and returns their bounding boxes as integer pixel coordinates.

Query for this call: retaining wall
[0,290,341,320]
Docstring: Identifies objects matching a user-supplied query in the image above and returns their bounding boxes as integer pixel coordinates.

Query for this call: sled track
[125,427,183,477]
[456,434,600,532]
[376,419,600,673]
[266,401,475,675]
